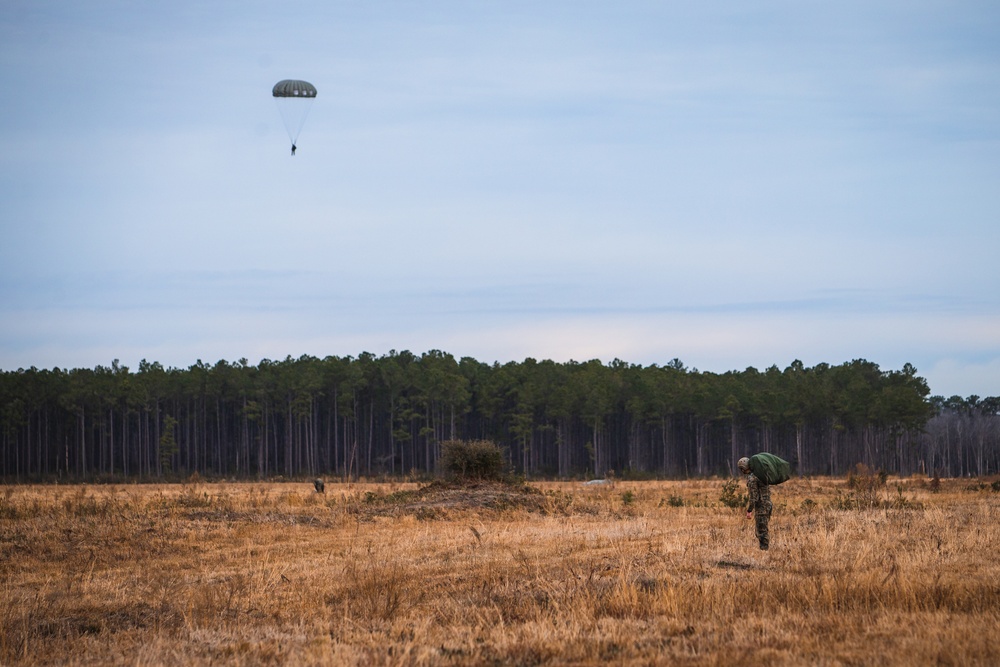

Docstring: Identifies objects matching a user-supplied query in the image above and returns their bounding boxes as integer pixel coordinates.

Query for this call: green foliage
[0,352,990,482]
[719,478,748,508]
[667,494,685,507]
[159,416,179,474]
[439,440,506,482]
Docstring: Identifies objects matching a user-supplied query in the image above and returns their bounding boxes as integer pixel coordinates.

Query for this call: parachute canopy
[272,79,317,98]
[272,79,317,149]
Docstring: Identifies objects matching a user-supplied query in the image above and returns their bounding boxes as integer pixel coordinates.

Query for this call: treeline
[1,352,998,482]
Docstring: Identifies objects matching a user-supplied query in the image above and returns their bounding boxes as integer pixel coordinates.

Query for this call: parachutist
[273,79,316,156]
[738,456,786,550]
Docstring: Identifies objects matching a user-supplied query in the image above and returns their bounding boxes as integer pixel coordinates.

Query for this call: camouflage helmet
[737,457,751,473]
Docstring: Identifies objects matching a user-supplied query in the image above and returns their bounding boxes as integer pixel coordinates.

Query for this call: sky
[1,1,999,398]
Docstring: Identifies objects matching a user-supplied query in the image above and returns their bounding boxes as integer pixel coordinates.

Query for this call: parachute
[272,79,317,153]
[748,453,792,485]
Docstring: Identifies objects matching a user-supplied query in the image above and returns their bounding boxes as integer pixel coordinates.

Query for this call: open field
[1,476,999,666]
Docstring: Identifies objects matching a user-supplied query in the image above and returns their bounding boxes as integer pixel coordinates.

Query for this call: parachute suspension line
[291,99,314,145]
[273,97,315,146]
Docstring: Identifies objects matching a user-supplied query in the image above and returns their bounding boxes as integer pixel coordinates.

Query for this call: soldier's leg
[756,503,772,550]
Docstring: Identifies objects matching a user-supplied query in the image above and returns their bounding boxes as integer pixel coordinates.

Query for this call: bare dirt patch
[351,479,548,518]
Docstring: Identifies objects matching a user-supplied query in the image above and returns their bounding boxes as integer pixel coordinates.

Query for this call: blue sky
[2,1,999,397]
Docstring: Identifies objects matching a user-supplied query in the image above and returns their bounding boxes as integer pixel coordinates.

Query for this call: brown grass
[1,476,998,666]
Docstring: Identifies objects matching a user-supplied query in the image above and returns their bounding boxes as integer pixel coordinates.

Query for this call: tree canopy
[1,353,996,481]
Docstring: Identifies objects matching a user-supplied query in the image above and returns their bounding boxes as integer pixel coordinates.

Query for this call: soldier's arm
[745,476,757,515]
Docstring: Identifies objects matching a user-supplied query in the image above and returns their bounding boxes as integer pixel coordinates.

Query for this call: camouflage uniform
[745,473,772,550]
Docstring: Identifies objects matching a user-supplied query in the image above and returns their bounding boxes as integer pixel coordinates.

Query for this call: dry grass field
[1,474,998,666]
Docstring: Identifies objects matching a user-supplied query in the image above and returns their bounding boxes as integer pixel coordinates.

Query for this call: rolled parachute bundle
[748,453,792,485]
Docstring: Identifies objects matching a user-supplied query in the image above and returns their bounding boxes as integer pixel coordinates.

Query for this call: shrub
[889,484,923,510]
[842,463,884,509]
[439,440,506,482]
[719,478,747,509]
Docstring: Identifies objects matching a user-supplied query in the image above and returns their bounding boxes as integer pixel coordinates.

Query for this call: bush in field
[840,463,885,509]
[439,439,506,482]
[844,463,888,489]
[929,471,941,493]
[719,478,748,508]
[833,463,924,510]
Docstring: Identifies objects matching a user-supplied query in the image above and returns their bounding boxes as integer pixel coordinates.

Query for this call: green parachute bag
[748,453,792,485]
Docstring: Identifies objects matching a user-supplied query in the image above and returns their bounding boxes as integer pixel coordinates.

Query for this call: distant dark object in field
[313,478,325,494]
[717,560,753,570]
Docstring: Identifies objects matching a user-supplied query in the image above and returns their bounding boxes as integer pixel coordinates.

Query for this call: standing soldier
[738,457,772,550]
